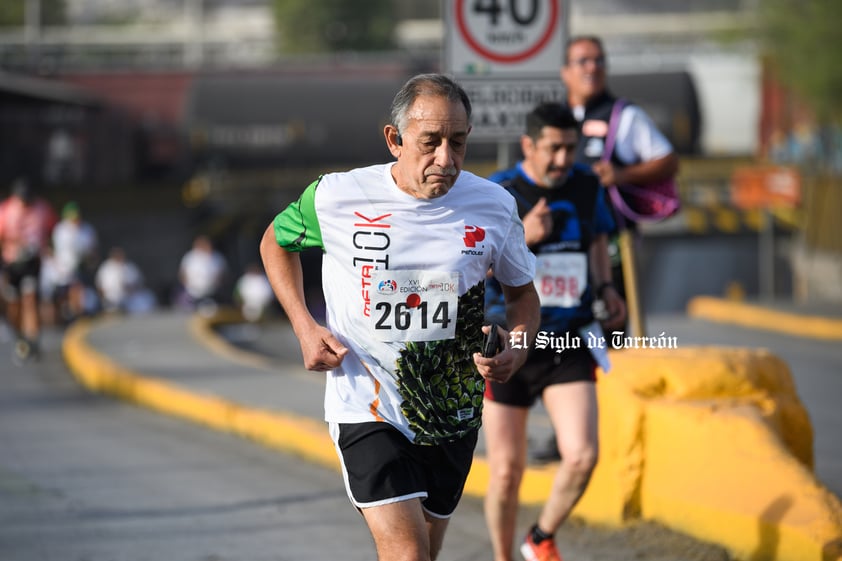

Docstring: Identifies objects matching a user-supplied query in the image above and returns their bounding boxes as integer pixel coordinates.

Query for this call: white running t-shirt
[272,163,535,445]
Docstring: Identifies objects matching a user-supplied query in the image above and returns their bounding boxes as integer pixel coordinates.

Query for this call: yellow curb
[688,296,842,341]
[62,318,338,470]
[187,310,275,370]
[643,399,842,561]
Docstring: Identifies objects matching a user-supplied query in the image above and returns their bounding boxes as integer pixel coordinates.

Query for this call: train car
[38,64,702,187]
[183,68,702,172]
[607,70,701,156]
[185,71,405,170]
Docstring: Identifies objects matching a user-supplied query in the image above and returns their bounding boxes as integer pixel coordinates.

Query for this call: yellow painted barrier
[570,347,842,561]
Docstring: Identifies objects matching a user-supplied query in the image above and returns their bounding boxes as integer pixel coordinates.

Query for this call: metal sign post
[618,231,646,338]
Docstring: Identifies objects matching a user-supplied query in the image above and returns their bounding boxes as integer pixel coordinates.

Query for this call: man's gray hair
[390,73,472,134]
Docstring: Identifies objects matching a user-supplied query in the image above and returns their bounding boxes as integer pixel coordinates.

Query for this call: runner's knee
[489,456,526,493]
[559,443,598,475]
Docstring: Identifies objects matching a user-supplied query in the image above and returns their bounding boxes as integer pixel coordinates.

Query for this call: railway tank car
[183,69,701,172]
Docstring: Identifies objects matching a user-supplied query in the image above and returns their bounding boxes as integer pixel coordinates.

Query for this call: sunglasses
[568,56,606,68]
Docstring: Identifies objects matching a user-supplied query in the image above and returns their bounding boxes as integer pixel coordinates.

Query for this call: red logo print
[463,225,485,248]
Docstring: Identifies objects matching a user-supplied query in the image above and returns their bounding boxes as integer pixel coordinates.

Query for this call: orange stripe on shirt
[368,378,383,421]
[359,360,384,422]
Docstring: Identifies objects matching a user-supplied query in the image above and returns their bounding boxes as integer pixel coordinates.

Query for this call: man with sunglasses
[560,35,679,227]
[483,102,626,561]
[560,35,678,314]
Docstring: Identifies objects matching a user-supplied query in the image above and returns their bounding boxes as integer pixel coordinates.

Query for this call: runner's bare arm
[259,225,347,371]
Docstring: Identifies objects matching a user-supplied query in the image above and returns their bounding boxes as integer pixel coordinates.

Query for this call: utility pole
[24,0,41,68]
[183,0,205,68]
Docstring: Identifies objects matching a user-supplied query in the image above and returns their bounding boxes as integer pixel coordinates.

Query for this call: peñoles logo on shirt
[463,225,485,247]
[462,225,485,256]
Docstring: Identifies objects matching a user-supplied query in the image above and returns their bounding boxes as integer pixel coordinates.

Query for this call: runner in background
[51,201,99,322]
[483,102,625,561]
[0,178,58,362]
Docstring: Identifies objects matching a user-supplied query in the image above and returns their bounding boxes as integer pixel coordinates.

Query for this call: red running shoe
[520,532,563,561]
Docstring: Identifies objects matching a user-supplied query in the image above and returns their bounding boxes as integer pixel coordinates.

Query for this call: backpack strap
[601,98,627,164]
[601,99,680,224]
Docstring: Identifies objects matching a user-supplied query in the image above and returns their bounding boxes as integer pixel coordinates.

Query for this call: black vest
[498,166,600,254]
[564,91,643,231]
[563,91,625,168]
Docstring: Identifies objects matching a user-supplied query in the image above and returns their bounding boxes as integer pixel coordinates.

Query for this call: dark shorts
[330,422,478,518]
[484,344,596,407]
[1,256,41,298]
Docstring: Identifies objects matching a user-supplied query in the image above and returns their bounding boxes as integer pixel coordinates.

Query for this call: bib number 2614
[370,270,459,342]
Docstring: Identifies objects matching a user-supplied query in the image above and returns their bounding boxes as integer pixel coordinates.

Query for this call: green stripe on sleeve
[272,178,324,252]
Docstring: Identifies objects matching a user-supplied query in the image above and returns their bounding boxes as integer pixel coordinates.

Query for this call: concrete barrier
[570,347,842,561]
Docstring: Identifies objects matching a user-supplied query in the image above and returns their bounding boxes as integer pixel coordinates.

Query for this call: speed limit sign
[444,0,568,140]
[445,0,567,77]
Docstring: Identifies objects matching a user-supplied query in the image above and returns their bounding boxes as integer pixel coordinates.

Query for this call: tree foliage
[757,0,842,124]
[272,0,396,54]
[0,0,66,27]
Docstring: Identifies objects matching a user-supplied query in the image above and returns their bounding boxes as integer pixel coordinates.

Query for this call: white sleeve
[614,105,674,165]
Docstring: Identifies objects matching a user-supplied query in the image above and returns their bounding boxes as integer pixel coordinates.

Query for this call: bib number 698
[539,275,579,300]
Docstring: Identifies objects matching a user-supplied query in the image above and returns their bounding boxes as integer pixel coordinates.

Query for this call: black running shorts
[330,422,478,518]
[484,344,596,407]
[2,256,41,298]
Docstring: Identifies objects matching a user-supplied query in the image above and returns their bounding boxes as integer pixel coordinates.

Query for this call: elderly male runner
[260,73,540,561]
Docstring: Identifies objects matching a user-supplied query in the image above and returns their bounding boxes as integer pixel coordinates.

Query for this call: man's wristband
[595,281,614,298]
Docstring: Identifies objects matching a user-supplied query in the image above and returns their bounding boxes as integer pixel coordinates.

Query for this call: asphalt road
[0,328,379,561]
[0,321,734,561]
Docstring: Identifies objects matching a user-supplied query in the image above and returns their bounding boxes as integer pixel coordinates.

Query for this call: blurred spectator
[559,35,678,291]
[0,178,58,361]
[38,245,62,327]
[44,128,82,185]
[233,262,275,323]
[51,201,99,322]
[95,246,156,314]
[174,235,228,315]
